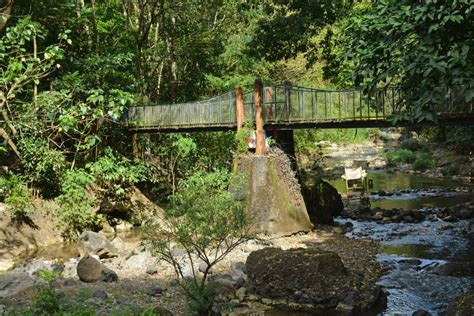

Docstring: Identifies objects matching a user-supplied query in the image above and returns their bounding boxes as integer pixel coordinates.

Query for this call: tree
[0,17,68,158]
[344,0,474,122]
[250,0,353,62]
[142,171,253,314]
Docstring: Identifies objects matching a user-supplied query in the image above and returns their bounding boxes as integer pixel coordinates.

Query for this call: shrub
[412,153,436,172]
[55,170,100,239]
[19,138,66,198]
[235,121,254,154]
[32,286,61,314]
[36,269,63,282]
[88,148,157,196]
[1,174,34,218]
[142,171,254,314]
[400,139,428,152]
[441,165,461,176]
[384,149,416,165]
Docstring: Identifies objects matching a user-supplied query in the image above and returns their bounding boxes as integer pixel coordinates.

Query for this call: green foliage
[418,127,446,143]
[412,153,436,172]
[3,285,97,316]
[1,173,33,218]
[54,170,99,239]
[235,121,254,154]
[384,149,417,166]
[19,138,66,198]
[251,0,353,62]
[344,0,474,122]
[400,139,428,152]
[142,171,253,313]
[87,148,157,197]
[184,279,217,315]
[445,127,474,147]
[36,270,63,282]
[32,286,61,314]
[441,164,461,177]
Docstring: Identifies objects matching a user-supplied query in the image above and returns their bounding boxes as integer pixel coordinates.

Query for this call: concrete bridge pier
[269,129,297,171]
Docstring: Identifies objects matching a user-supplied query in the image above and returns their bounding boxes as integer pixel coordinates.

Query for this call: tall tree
[344,0,474,122]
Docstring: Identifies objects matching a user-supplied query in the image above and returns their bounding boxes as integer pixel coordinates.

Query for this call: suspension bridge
[124,80,474,134]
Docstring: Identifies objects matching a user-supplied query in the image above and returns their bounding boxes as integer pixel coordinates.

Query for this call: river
[331,171,473,315]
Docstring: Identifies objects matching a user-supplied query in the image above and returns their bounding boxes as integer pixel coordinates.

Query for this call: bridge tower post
[254,79,266,155]
[236,86,245,130]
[132,133,138,159]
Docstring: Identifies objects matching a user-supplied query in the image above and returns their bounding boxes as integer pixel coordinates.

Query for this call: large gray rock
[0,272,39,298]
[300,174,344,225]
[246,247,386,312]
[123,251,152,270]
[77,231,118,259]
[76,255,118,283]
[63,258,79,279]
[12,259,63,277]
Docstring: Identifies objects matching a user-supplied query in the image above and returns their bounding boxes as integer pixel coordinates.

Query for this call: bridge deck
[125,84,474,132]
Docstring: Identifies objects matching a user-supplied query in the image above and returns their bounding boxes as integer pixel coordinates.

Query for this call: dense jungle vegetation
[0,0,473,236]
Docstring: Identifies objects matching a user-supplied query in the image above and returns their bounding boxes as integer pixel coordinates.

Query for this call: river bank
[0,227,384,315]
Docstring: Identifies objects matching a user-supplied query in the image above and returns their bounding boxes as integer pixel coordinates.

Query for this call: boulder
[0,259,15,272]
[0,272,39,298]
[63,258,79,279]
[433,261,474,277]
[98,186,165,226]
[101,267,118,283]
[145,263,158,275]
[12,259,63,277]
[77,231,118,259]
[123,251,153,270]
[246,247,385,311]
[76,255,118,283]
[301,176,344,225]
[77,255,102,282]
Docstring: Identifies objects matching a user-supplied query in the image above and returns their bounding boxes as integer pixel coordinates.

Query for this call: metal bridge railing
[125,82,473,131]
[127,90,236,130]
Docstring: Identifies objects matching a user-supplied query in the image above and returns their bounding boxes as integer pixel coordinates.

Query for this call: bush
[37,269,63,282]
[32,286,61,314]
[384,149,416,165]
[441,165,461,176]
[1,174,34,218]
[55,170,101,239]
[412,153,436,172]
[235,121,254,154]
[88,148,157,194]
[400,139,428,152]
[19,138,66,198]
[142,171,254,314]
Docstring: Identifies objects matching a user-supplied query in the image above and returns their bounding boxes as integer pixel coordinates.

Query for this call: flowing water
[332,171,473,315]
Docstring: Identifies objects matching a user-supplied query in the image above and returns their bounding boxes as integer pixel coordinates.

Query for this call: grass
[384,149,416,165]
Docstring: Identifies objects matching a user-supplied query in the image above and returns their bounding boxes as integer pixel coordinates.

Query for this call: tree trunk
[0,127,20,158]
[90,0,100,55]
[0,0,14,33]
[169,0,177,103]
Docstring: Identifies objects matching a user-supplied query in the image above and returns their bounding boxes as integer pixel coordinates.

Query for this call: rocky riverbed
[0,227,384,315]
